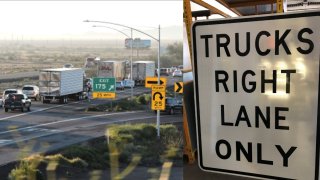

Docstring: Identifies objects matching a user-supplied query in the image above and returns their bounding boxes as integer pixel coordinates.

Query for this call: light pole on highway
[84,20,161,138]
[92,25,134,99]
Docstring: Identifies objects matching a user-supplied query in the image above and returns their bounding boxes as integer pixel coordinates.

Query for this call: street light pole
[156,25,161,137]
[130,29,133,100]
[85,20,161,138]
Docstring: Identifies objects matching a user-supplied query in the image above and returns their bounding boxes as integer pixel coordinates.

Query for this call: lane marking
[0,101,81,121]
[0,115,155,147]
[0,111,144,135]
[159,161,173,180]
[0,139,13,144]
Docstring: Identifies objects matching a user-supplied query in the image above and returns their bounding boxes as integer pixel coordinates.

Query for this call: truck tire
[35,95,39,101]
[169,108,175,115]
[21,107,24,112]
[42,98,48,104]
[63,96,68,104]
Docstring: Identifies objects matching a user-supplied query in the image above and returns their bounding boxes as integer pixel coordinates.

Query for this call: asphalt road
[0,76,183,166]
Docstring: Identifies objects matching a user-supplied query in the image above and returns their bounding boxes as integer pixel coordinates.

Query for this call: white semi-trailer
[131,61,155,86]
[39,68,86,104]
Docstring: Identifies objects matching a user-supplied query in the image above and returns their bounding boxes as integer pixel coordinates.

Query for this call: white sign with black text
[192,11,320,179]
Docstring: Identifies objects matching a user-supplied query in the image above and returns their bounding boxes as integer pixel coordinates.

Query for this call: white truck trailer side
[98,60,126,81]
[39,68,86,104]
[131,61,155,86]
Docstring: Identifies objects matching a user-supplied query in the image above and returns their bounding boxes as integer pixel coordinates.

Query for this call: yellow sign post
[174,82,183,94]
[92,92,116,99]
[145,77,167,88]
[151,85,166,110]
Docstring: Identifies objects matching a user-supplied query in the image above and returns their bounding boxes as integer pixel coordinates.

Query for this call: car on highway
[156,97,183,115]
[2,89,22,107]
[156,68,170,76]
[172,69,182,77]
[123,79,135,88]
[22,85,40,101]
[4,93,31,112]
[116,81,125,90]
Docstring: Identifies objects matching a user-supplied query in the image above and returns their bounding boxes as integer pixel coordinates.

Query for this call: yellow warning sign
[151,85,166,110]
[145,77,167,88]
[92,92,116,99]
[277,0,283,13]
[174,82,183,94]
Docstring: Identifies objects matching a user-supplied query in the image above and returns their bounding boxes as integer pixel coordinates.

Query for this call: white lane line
[0,139,13,144]
[0,101,81,121]
[0,115,155,147]
[0,111,144,135]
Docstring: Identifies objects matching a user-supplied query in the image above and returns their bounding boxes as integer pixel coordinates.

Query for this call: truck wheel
[5,108,8,112]
[169,108,175,115]
[21,107,24,112]
[64,97,68,104]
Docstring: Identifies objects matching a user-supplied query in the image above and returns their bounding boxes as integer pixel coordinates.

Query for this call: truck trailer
[125,38,151,49]
[39,68,86,104]
[131,61,155,86]
[98,60,126,81]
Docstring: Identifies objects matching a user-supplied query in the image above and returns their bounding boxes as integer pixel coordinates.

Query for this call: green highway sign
[93,77,116,92]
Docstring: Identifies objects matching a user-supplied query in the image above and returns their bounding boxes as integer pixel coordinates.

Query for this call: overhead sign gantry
[192,11,320,179]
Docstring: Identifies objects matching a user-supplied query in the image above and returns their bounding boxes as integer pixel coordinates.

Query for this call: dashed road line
[0,115,155,147]
[0,111,144,135]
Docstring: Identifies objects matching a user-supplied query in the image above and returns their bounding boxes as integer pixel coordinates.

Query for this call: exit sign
[93,77,115,92]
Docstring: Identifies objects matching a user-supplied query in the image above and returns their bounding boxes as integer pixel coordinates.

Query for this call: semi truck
[130,61,155,86]
[39,68,86,104]
[98,60,126,81]
[125,38,151,49]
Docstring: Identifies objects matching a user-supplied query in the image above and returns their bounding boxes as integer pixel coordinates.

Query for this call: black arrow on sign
[153,92,163,100]
[147,80,164,85]
[175,82,182,93]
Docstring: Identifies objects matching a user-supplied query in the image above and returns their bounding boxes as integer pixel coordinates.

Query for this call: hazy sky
[0,1,182,40]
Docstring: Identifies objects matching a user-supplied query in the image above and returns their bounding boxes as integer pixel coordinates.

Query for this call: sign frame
[192,11,320,179]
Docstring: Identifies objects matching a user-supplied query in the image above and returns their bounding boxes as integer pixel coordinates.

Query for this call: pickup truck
[4,93,31,112]
[155,97,183,115]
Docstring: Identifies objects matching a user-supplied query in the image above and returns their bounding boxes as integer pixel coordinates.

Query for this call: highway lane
[0,76,183,165]
[0,111,182,165]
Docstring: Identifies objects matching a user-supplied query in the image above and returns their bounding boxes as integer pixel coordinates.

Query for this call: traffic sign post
[174,82,183,94]
[145,77,167,88]
[192,12,320,180]
[151,85,166,110]
[93,77,116,99]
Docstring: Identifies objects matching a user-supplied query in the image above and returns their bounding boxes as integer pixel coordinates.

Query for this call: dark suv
[4,93,31,112]
[159,97,183,115]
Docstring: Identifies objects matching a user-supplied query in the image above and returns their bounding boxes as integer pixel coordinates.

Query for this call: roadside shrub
[141,125,157,140]
[108,124,182,166]
[137,95,147,105]
[61,146,101,169]
[9,161,44,180]
[160,125,182,147]
[8,154,87,180]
